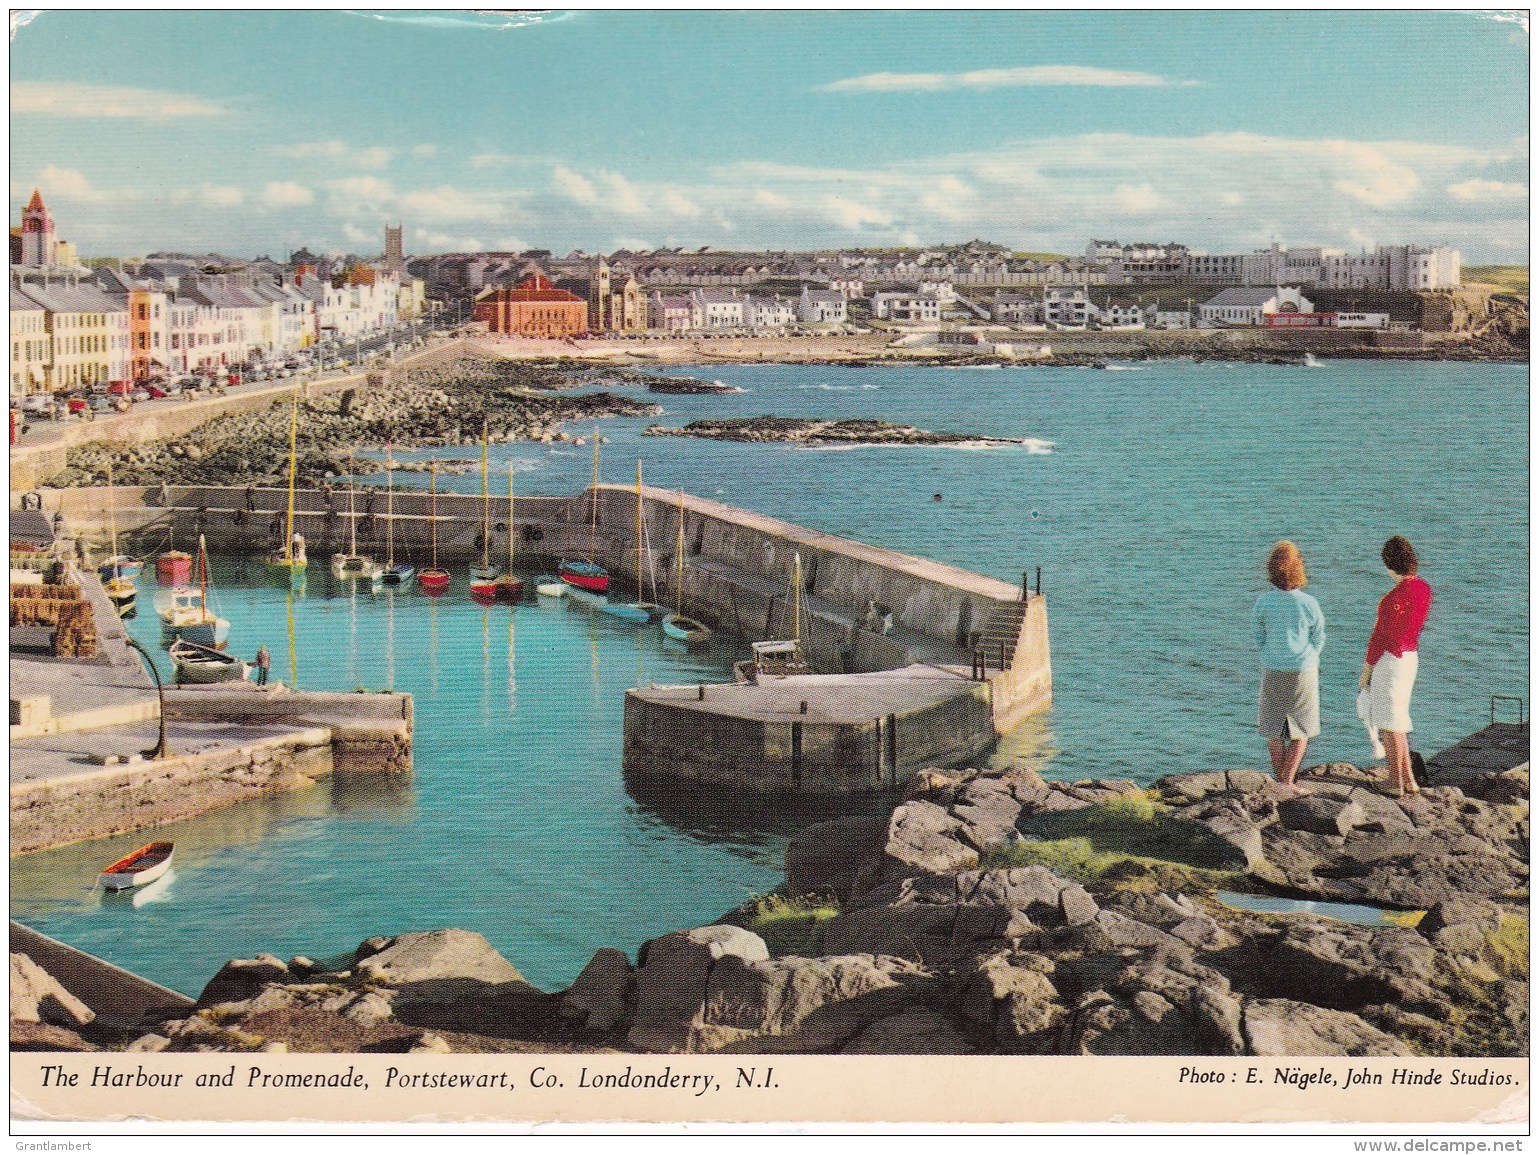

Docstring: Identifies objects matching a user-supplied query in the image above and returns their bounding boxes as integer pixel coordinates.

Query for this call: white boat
[266,389,307,580]
[378,453,414,586]
[331,448,380,580]
[535,576,568,597]
[156,536,230,649]
[661,489,711,647]
[733,553,811,682]
[169,638,249,684]
[98,841,174,891]
[102,462,138,618]
[601,460,665,623]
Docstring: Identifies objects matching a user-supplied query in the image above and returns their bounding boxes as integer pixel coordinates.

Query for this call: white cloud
[342,222,376,246]
[552,165,598,205]
[600,171,647,216]
[278,141,395,168]
[398,184,507,224]
[659,190,702,218]
[262,181,315,209]
[412,144,438,159]
[1108,182,1163,216]
[823,195,893,230]
[472,153,514,169]
[821,65,1198,94]
[414,228,486,251]
[36,165,120,205]
[12,80,227,118]
[1447,178,1527,202]
[187,185,244,209]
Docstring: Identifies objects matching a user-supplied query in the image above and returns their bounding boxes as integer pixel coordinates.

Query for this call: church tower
[20,188,55,267]
[383,223,404,277]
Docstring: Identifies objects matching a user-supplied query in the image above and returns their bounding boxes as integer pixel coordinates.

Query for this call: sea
[10,357,1528,995]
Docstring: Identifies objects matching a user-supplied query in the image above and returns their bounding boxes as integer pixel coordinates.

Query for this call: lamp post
[124,636,170,760]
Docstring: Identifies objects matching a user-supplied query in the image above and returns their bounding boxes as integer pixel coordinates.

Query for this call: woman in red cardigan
[1358,535,1432,797]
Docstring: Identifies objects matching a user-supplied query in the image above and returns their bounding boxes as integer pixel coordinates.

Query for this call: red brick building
[474,274,588,338]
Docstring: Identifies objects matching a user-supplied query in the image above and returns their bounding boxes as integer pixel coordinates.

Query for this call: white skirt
[1368,651,1418,733]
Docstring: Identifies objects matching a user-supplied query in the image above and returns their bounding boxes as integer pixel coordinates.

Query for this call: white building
[870,291,941,323]
[741,294,797,330]
[1198,286,1314,326]
[690,289,744,329]
[798,288,847,325]
[1043,287,1091,329]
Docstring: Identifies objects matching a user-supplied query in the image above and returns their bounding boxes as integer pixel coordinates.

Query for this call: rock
[1277,794,1366,837]
[410,1032,453,1054]
[258,1041,289,1053]
[561,947,634,1032]
[628,926,770,1051]
[1242,998,1415,1056]
[352,929,528,989]
[196,955,290,1008]
[841,1007,975,1054]
[965,951,1063,1048]
[880,800,976,879]
[9,1020,96,1051]
[1264,922,1442,1009]
[126,1033,171,1053]
[11,953,95,1027]
[785,814,889,901]
[341,991,396,1027]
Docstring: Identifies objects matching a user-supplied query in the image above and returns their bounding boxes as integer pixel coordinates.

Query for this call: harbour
[10,357,1528,999]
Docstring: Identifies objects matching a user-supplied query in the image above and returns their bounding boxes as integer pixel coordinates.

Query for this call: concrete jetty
[9,517,412,855]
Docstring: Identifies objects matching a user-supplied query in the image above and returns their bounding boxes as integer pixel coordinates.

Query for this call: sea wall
[10,728,335,855]
[164,688,414,775]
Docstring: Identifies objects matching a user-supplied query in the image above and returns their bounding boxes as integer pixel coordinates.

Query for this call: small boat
[266,388,307,580]
[469,420,500,599]
[169,638,249,684]
[601,600,662,623]
[98,841,174,891]
[661,489,711,647]
[101,466,139,618]
[331,449,380,580]
[559,560,609,593]
[560,430,610,593]
[157,550,192,585]
[98,556,142,582]
[604,459,667,624]
[155,536,230,649]
[378,453,414,586]
[733,553,811,682]
[417,460,451,594]
[491,467,525,602]
[105,577,137,619]
[534,576,568,597]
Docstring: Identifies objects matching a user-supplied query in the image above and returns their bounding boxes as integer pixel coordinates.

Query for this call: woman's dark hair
[1382,535,1418,576]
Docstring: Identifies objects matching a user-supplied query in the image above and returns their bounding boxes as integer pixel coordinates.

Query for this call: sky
[7,8,1531,263]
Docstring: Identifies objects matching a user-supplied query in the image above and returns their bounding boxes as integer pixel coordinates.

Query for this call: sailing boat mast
[634,460,643,598]
[589,428,600,557]
[480,419,491,571]
[386,455,395,566]
[347,449,358,556]
[429,460,438,568]
[792,551,802,645]
[675,490,685,616]
[507,466,516,572]
[284,389,298,559]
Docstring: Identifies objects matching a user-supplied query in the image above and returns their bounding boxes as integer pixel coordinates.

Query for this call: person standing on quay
[1359,535,1431,797]
[254,643,271,687]
[1254,541,1325,791]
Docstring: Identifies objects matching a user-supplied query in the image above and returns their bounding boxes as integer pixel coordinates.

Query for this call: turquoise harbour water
[10,359,1528,994]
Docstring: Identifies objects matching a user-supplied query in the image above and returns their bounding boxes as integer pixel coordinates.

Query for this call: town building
[1198,286,1314,326]
[473,273,588,338]
[798,287,847,325]
[870,291,941,324]
[1043,287,1091,329]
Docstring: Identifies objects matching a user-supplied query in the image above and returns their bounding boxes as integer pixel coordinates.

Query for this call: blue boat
[98,556,143,582]
[600,600,663,624]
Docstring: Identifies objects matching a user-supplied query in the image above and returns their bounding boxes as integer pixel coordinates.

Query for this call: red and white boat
[558,560,609,593]
[417,459,451,595]
[98,841,175,891]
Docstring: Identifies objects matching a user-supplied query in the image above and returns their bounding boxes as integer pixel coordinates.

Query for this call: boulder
[880,800,976,879]
[628,926,769,1051]
[10,954,94,1027]
[785,814,889,900]
[560,947,634,1032]
[352,929,528,989]
[1263,922,1442,1010]
[196,954,290,1008]
[1277,794,1366,837]
[1242,998,1415,1056]
[841,1007,975,1054]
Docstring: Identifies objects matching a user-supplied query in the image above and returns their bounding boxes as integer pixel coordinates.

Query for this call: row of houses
[9,191,427,396]
[1086,240,1461,291]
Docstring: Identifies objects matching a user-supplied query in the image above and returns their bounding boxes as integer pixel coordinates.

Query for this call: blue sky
[8,9,1530,262]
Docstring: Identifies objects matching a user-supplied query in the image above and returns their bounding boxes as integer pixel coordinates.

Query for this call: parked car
[21,395,53,416]
[88,395,115,413]
[130,388,151,403]
[146,384,168,399]
[65,396,91,415]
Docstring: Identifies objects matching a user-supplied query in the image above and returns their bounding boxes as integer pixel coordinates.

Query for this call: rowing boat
[98,841,175,891]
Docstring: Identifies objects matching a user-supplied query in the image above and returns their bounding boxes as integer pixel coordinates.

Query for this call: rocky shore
[644,416,1040,449]
[46,357,662,490]
[15,759,1526,1057]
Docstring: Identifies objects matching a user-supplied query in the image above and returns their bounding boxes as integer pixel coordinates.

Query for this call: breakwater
[48,482,1050,793]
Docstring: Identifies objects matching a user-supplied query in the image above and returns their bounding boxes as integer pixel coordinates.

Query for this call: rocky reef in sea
[12,762,1527,1057]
